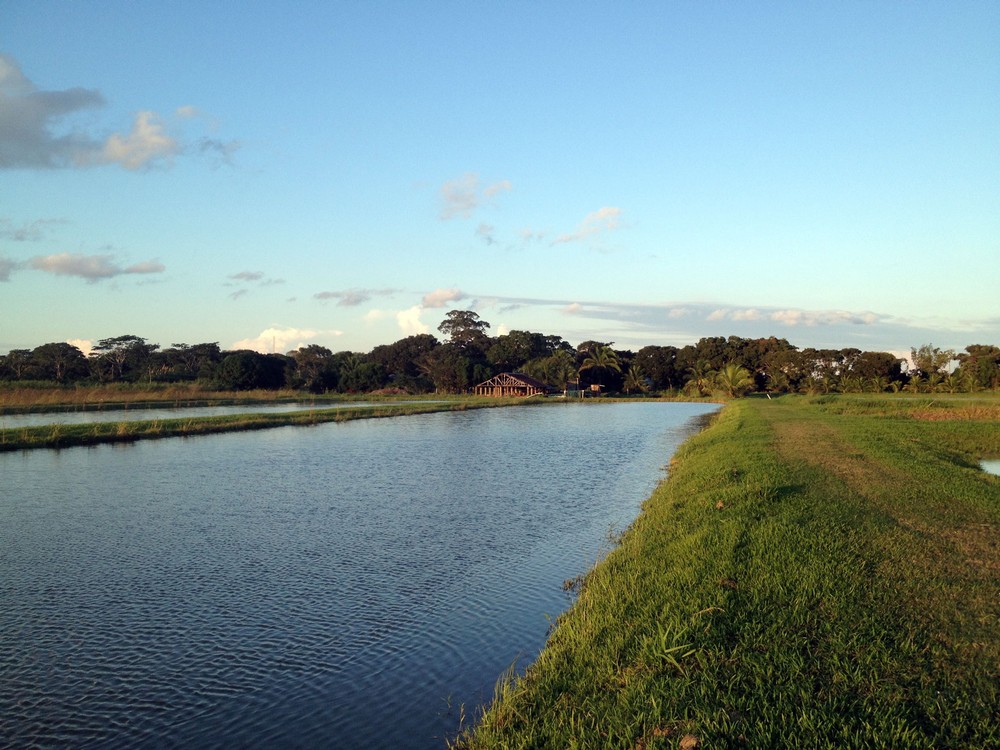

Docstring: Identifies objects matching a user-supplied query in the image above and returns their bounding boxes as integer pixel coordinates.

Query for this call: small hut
[473,372,553,398]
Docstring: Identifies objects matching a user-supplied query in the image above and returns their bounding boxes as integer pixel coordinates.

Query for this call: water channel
[0,402,718,748]
[0,401,380,429]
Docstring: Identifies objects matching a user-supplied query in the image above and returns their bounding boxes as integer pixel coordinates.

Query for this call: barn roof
[474,372,555,393]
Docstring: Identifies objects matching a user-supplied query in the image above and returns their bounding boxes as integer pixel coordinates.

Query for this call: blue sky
[2,2,998,358]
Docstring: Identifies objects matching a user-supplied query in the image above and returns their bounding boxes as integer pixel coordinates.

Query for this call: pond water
[0,402,718,748]
[0,402,379,428]
[982,459,1000,477]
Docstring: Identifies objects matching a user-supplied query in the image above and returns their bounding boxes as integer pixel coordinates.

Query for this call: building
[473,372,555,397]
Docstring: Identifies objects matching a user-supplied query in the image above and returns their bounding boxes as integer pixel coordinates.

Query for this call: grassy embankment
[454,394,1000,749]
[0,390,538,451]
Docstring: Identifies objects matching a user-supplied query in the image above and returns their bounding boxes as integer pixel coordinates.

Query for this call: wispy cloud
[313,288,397,306]
[230,271,265,282]
[422,287,466,308]
[476,223,496,245]
[707,308,881,327]
[552,207,622,245]
[0,256,20,281]
[0,53,238,171]
[439,173,511,220]
[25,252,164,282]
[227,270,284,297]
[0,218,68,241]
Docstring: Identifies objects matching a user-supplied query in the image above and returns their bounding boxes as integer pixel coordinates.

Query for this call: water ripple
[0,402,717,749]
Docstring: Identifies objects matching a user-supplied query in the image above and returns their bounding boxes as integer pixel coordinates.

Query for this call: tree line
[2,311,999,396]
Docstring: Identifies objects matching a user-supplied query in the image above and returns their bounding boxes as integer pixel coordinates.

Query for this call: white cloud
[422,287,465,308]
[0,53,237,171]
[98,111,178,170]
[67,338,93,356]
[27,252,165,281]
[552,207,622,245]
[563,302,584,315]
[439,173,511,219]
[230,326,338,354]
[396,306,429,336]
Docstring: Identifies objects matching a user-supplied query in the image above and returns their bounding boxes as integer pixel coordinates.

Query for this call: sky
[2,2,998,359]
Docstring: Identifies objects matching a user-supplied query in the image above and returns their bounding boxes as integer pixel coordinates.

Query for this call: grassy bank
[454,394,1000,749]
[0,382,409,414]
[0,398,533,452]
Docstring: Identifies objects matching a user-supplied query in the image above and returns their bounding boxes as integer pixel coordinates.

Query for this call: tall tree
[910,344,955,378]
[89,335,158,382]
[438,310,490,351]
[30,342,89,382]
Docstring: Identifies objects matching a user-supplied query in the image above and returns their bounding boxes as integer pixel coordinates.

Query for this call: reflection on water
[0,402,717,748]
[982,459,1000,477]
[0,401,376,428]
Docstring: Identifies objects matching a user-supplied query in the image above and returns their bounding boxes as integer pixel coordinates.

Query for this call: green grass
[452,394,1000,749]
[0,397,539,451]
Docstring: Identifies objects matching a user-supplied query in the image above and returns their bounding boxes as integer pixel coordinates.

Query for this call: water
[0,401,380,428]
[982,459,1000,477]
[0,402,717,748]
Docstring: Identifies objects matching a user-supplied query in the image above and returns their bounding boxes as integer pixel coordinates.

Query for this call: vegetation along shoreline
[452,393,1000,748]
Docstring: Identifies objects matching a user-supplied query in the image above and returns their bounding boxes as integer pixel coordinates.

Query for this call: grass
[0,397,541,451]
[452,393,1000,749]
[0,382,457,415]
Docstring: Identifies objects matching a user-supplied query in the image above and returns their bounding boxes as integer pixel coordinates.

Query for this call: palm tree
[685,360,715,397]
[623,364,649,395]
[579,345,621,389]
[715,362,754,398]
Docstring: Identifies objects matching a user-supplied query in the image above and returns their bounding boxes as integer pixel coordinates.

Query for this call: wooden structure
[474,372,553,398]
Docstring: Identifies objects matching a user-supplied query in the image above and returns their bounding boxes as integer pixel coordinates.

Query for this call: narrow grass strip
[0,398,536,452]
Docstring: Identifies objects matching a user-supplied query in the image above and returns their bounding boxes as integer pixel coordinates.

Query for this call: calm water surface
[0,402,717,748]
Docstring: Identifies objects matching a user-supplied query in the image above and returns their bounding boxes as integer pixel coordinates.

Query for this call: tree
[438,310,490,351]
[335,353,386,393]
[523,350,578,390]
[2,349,33,379]
[417,344,472,393]
[623,364,649,394]
[633,345,681,391]
[715,362,754,398]
[369,334,439,390]
[910,344,955,379]
[289,344,337,393]
[955,345,1000,391]
[685,360,716,397]
[487,330,554,371]
[579,344,621,389]
[89,335,158,382]
[30,342,89,382]
[215,351,287,390]
[157,343,222,381]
